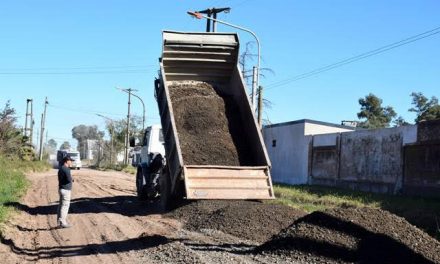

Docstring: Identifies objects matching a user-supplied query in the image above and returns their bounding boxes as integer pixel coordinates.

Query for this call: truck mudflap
[183,165,275,200]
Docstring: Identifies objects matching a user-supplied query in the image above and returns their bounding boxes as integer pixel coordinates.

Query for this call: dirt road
[0,168,290,264]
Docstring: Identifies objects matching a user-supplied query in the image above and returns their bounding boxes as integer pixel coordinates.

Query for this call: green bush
[0,156,50,224]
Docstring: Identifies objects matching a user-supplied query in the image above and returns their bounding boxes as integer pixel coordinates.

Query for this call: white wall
[264,120,356,185]
[264,123,308,185]
[305,123,354,135]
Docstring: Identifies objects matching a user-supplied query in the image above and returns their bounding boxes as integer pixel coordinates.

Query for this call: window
[159,129,164,142]
[143,130,150,146]
[272,140,277,147]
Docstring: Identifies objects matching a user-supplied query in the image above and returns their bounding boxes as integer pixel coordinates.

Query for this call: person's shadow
[0,234,172,259]
[4,195,162,217]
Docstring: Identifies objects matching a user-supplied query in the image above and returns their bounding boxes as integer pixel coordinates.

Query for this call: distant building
[263,119,356,185]
[84,139,98,160]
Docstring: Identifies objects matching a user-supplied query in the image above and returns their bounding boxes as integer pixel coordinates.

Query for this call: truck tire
[136,168,147,200]
[159,167,172,212]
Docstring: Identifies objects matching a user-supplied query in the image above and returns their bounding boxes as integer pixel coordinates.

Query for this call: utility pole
[96,114,115,165]
[126,91,131,165]
[117,88,140,165]
[188,11,260,112]
[30,99,34,146]
[257,86,263,128]
[39,97,48,161]
[24,99,33,145]
[195,7,230,32]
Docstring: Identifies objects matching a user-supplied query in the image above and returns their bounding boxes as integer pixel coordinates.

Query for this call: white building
[84,139,98,160]
[263,119,355,185]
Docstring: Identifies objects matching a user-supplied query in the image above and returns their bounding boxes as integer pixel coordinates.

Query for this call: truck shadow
[1,234,172,259]
[5,195,162,217]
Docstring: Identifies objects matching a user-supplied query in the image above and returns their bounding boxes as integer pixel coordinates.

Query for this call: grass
[91,164,137,175]
[271,184,440,240]
[0,157,51,226]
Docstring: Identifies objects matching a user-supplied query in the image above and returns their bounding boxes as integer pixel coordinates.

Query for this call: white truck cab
[140,125,165,166]
[132,125,166,200]
[57,149,82,170]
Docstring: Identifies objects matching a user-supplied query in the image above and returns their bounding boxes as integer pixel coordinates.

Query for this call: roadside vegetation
[272,184,440,240]
[0,101,51,227]
[91,164,136,175]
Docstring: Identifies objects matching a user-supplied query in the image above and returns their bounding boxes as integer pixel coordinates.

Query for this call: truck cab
[57,149,82,170]
[134,125,165,200]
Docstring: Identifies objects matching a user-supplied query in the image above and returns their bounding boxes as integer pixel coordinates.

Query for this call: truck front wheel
[136,168,147,200]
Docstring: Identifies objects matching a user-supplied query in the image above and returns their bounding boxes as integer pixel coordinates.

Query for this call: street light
[187,11,260,112]
[116,88,145,132]
[96,114,115,165]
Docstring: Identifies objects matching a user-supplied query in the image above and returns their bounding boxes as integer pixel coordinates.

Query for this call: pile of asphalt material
[258,207,440,264]
[168,81,253,166]
[167,200,306,243]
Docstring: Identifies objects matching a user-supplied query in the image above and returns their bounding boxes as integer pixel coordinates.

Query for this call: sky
[0,0,439,149]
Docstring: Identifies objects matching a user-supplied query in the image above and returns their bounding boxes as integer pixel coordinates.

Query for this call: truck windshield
[69,153,78,157]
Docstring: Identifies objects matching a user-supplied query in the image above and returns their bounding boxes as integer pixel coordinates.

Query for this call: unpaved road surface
[2,168,438,264]
[0,168,292,264]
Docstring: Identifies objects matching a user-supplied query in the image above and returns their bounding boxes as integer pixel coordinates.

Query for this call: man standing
[57,155,74,228]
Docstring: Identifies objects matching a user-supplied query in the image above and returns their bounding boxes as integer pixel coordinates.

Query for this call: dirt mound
[258,207,440,264]
[168,81,253,166]
[167,200,306,243]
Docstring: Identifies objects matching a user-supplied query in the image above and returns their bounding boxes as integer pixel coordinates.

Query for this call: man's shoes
[59,222,72,228]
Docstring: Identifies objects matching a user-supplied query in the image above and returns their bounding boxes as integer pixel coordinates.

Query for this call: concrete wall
[403,120,440,197]
[263,120,354,185]
[309,125,418,194]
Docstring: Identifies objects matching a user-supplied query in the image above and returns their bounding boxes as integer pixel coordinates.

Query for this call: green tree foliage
[0,101,31,159]
[59,141,71,150]
[72,125,104,159]
[357,93,397,129]
[409,92,440,123]
[45,138,57,154]
[393,116,410,127]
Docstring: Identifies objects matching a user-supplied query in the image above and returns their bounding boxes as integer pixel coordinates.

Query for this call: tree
[72,125,104,159]
[46,139,57,154]
[393,116,410,127]
[239,41,274,124]
[59,141,71,150]
[409,92,440,123]
[357,93,397,129]
[0,101,28,158]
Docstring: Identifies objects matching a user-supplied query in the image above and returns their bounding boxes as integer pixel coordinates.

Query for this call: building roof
[264,119,356,130]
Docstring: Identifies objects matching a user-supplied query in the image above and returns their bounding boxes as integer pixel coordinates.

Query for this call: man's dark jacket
[58,165,72,190]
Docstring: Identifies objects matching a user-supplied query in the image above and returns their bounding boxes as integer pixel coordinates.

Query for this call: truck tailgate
[183,165,275,200]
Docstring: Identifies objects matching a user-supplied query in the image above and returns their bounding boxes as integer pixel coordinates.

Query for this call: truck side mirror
[129,137,136,147]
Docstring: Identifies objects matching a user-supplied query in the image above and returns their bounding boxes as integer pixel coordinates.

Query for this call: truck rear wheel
[159,167,172,212]
[136,168,147,200]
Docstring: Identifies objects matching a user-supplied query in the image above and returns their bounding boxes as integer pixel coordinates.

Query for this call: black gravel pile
[258,207,440,264]
[167,200,306,243]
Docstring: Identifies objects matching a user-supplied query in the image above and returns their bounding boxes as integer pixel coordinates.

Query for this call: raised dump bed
[156,31,274,200]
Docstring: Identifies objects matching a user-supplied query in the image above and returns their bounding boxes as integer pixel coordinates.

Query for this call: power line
[0,70,150,75]
[48,103,161,120]
[266,25,440,90]
[0,65,154,71]
[48,103,125,118]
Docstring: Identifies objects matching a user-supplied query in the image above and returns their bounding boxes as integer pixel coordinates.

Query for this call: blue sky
[1,0,439,149]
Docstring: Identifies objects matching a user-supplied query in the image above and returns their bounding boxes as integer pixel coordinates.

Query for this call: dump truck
[136,31,275,208]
